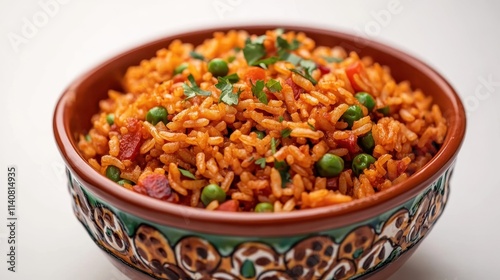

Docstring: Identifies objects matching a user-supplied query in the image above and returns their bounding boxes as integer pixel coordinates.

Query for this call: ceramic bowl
[53,25,466,280]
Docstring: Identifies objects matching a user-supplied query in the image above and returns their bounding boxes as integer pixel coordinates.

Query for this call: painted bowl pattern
[67,165,453,280]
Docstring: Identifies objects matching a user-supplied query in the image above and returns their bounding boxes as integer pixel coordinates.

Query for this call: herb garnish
[265,79,282,93]
[183,74,212,99]
[189,51,205,60]
[178,168,196,179]
[216,76,241,106]
[255,158,266,168]
[251,80,268,105]
[281,128,292,138]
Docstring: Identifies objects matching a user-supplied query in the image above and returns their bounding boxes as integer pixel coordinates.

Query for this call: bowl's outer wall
[67,162,453,279]
[54,25,466,236]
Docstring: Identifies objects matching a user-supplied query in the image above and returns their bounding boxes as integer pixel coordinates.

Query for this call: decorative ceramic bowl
[53,25,466,280]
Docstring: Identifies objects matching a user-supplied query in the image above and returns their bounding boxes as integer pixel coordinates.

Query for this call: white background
[0,0,499,279]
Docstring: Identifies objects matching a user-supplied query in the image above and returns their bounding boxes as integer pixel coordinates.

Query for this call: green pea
[255,202,274,213]
[352,153,376,176]
[146,106,168,125]
[355,92,376,112]
[359,131,375,152]
[377,105,390,116]
[341,105,363,129]
[315,153,344,178]
[174,63,188,75]
[117,179,135,186]
[208,58,229,77]
[201,184,226,206]
[106,113,115,125]
[253,130,265,139]
[105,166,121,182]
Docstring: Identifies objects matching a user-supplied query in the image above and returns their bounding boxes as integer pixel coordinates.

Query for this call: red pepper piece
[217,200,239,212]
[285,77,303,100]
[345,61,365,92]
[138,173,172,200]
[118,131,142,161]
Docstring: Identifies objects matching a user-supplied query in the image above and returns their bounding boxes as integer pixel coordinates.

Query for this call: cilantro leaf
[271,137,277,154]
[278,50,302,65]
[216,76,241,106]
[251,80,268,105]
[307,122,316,131]
[224,73,240,84]
[278,116,284,123]
[254,35,267,44]
[243,41,266,66]
[281,128,292,138]
[227,55,236,63]
[255,158,266,168]
[322,56,343,63]
[276,36,300,51]
[183,74,212,99]
[274,160,291,188]
[266,79,282,93]
[300,59,317,70]
[253,56,279,69]
[178,168,196,179]
[189,51,205,60]
[290,60,318,86]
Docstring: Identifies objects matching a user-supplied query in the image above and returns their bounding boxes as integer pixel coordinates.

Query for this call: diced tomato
[326,177,339,190]
[345,61,364,92]
[245,67,266,84]
[125,118,141,133]
[217,200,239,212]
[336,133,359,154]
[138,173,172,200]
[118,131,142,161]
[172,74,186,84]
[318,64,331,75]
[285,77,303,100]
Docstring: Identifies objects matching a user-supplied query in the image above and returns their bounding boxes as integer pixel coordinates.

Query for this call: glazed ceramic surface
[54,25,466,280]
[67,165,452,280]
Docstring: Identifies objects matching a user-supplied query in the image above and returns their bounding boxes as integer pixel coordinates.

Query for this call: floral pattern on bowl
[66,165,453,280]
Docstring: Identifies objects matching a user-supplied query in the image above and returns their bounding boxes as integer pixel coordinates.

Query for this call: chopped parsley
[216,76,241,106]
[183,74,211,99]
[224,73,240,84]
[274,160,291,188]
[307,122,316,131]
[255,158,266,168]
[243,38,267,66]
[265,79,282,93]
[278,116,284,123]
[278,51,302,65]
[251,80,268,105]
[290,59,318,85]
[322,56,343,63]
[178,168,196,179]
[189,51,205,60]
[253,56,279,69]
[276,36,300,51]
[271,137,277,154]
[281,128,292,138]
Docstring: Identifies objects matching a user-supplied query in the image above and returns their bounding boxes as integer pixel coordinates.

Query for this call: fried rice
[77,29,447,212]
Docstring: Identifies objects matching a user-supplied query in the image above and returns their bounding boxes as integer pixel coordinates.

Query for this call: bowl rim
[53,24,466,236]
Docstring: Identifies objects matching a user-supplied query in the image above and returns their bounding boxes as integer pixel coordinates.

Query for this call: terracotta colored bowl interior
[53,25,466,236]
